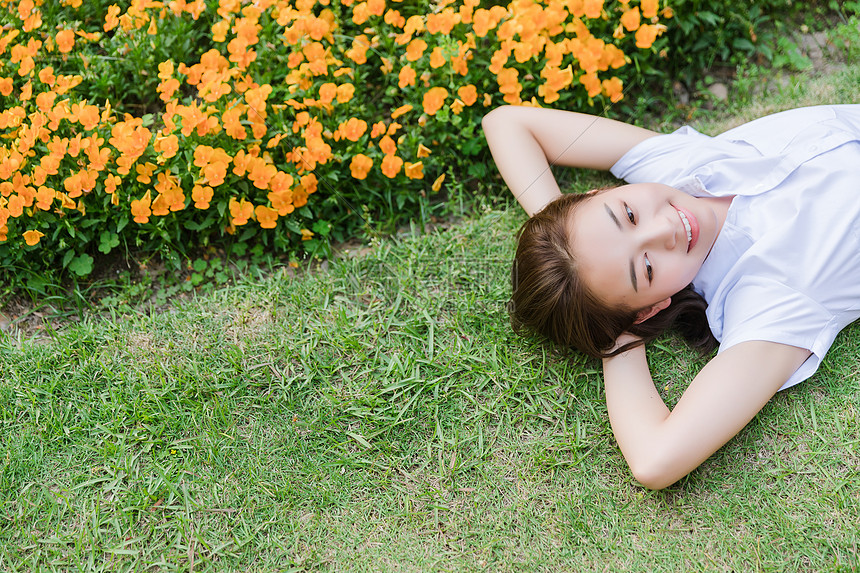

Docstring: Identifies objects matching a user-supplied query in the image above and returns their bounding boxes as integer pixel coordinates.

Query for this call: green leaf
[68,254,94,277]
[98,231,120,254]
[312,220,332,237]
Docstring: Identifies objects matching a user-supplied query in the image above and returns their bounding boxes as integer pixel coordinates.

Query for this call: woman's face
[568,183,726,316]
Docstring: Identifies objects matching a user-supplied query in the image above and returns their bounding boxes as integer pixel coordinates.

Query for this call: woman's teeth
[678,210,692,248]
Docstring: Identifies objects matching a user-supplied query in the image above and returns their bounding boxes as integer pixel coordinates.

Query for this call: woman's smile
[674,204,698,252]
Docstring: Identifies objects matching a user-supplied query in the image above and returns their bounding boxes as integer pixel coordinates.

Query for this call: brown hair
[509,192,717,359]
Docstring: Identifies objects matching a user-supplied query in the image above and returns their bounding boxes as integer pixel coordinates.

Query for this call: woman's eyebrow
[604,203,621,229]
[604,203,638,291]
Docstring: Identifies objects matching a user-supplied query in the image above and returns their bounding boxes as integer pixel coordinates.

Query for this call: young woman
[482,104,860,489]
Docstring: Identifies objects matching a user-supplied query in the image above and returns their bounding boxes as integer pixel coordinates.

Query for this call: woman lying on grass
[483,104,860,489]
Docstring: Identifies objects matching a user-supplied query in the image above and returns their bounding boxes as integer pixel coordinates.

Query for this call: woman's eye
[625,204,635,223]
[645,255,653,282]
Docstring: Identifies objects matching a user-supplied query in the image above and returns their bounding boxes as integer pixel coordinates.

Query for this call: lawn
[2,64,860,572]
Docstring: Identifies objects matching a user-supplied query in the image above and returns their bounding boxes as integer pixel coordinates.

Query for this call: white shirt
[610,105,860,389]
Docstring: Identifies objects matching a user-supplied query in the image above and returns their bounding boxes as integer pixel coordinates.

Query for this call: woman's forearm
[602,341,811,490]
[602,344,673,487]
[482,106,658,216]
[482,107,563,216]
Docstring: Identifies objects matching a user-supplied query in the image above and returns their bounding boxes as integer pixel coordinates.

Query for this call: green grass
[2,62,860,571]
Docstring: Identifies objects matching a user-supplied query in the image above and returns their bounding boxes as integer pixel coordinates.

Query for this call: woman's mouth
[675,206,699,252]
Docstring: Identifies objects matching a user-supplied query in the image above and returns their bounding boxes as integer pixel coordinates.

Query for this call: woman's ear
[634,297,671,324]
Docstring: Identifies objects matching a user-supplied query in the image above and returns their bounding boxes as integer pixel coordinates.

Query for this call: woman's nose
[640,215,676,250]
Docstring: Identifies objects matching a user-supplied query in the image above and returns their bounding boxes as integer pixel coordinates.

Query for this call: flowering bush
[0,0,672,277]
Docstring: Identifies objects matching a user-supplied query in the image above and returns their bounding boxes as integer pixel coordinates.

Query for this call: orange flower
[318,82,337,105]
[641,0,659,19]
[579,72,601,97]
[457,85,478,106]
[620,7,640,32]
[203,162,228,187]
[602,77,624,102]
[192,184,214,209]
[422,87,448,116]
[38,67,55,86]
[136,162,156,184]
[405,39,427,62]
[429,47,446,69]
[380,154,403,179]
[104,174,121,194]
[385,9,405,27]
[70,102,100,131]
[391,104,412,119]
[300,228,314,241]
[248,160,277,189]
[0,78,12,97]
[352,2,370,25]
[339,117,367,142]
[379,135,397,155]
[601,44,627,69]
[398,66,416,88]
[336,83,355,103]
[292,187,308,208]
[229,197,253,225]
[370,121,386,137]
[367,0,385,16]
[346,35,369,65]
[23,230,44,246]
[417,144,431,158]
[154,134,179,158]
[427,9,459,34]
[151,193,170,217]
[56,30,75,53]
[158,77,180,102]
[538,65,573,104]
[496,68,521,105]
[471,9,494,37]
[212,19,229,42]
[222,104,248,140]
[34,186,54,210]
[131,190,152,224]
[7,194,24,218]
[404,161,423,179]
[300,173,318,195]
[255,205,278,229]
[584,0,604,18]
[350,154,372,180]
[269,171,294,194]
[432,174,446,192]
[635,24,658,49]
[104,5,121,31]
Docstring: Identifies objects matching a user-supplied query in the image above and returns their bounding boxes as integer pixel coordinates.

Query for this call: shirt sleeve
[609,126,714,185]
[712,276,836,390]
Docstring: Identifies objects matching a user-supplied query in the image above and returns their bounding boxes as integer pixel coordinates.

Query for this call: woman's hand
[608,332,642,354]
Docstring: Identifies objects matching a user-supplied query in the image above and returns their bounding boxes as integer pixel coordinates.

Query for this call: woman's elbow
[630,465,676,490]
[481,105,523,133]
[627,452,688,490]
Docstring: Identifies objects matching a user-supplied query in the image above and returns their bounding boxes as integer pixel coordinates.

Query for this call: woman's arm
[482,106,658,216]
[602,338,811,489]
